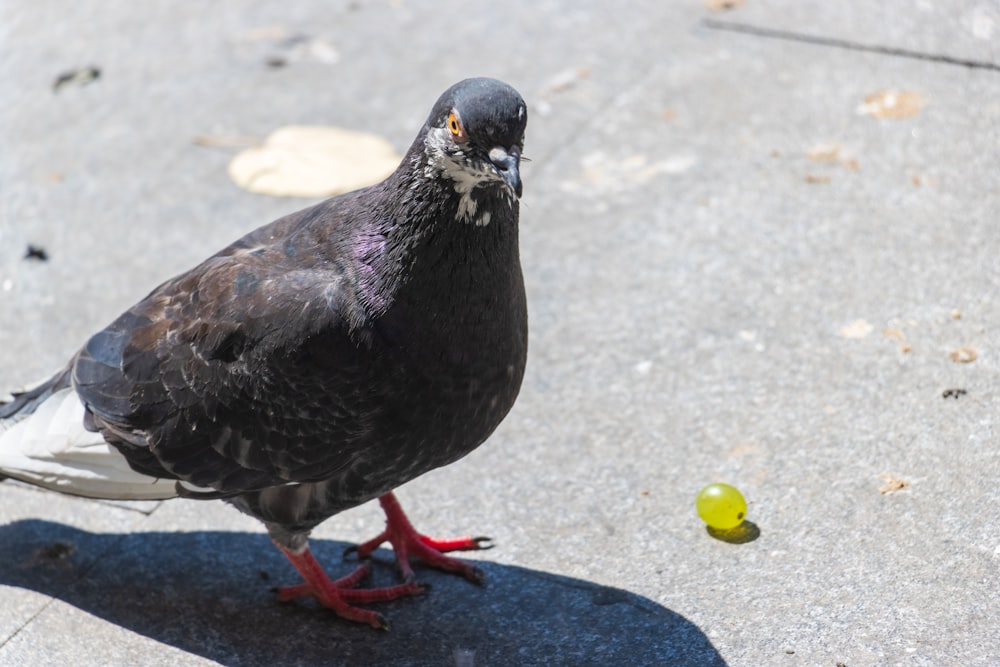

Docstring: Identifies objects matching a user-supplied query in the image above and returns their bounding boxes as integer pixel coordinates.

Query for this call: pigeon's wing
[72,201,378,494]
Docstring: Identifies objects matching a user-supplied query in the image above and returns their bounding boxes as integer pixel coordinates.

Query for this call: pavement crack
[0,596,57,650]
[703,18,1000,72]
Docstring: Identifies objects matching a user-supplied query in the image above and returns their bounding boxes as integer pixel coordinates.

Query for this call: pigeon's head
[421,78,527,207]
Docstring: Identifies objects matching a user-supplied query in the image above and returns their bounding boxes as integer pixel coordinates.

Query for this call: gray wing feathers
[71,204,361,494]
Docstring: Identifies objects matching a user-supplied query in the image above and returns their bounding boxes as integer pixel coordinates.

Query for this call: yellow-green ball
[696,483,747,530]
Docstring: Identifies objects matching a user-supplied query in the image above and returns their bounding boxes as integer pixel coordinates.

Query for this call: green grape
[696,483,747,530]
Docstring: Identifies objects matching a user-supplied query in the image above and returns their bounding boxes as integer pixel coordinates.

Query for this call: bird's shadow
[0,519,725,666]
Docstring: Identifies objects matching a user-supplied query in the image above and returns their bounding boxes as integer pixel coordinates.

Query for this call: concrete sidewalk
[2,1,998,665]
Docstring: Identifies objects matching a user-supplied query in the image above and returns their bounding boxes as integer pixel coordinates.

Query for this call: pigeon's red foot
[345,491,491,584]
[274,542,424,630]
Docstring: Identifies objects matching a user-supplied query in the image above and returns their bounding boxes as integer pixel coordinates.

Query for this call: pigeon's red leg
[274,542,423,630]
[349,492,491,584]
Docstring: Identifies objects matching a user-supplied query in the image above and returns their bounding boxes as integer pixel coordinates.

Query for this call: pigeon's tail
[0,379,178,501]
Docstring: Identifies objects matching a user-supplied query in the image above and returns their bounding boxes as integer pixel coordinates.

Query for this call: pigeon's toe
[275,543,422,630]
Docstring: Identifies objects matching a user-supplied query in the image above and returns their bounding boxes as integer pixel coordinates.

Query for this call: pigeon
[0,77,528,630]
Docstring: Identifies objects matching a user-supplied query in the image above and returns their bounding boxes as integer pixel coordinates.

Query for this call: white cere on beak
[488,147,511,164]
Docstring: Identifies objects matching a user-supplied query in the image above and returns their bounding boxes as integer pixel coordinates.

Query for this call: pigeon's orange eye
[447,111,467,142]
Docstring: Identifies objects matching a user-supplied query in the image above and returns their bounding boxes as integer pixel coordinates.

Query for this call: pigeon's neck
[352,158,523,328]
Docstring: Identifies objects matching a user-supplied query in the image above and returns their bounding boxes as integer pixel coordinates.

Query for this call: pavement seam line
[0,596,57,650]
[0,493,140,651]
[703,18,1000,72]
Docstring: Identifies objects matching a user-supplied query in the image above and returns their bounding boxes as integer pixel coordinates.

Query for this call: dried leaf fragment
[277,35,339,65]
[838,319,873,339]
[239,26,292,42]
[882,328,911,353]
[704,0,745,11]
[193,134,260,148]
[539,67,589,96]
[535,67,590,117]
[228,125,401,198]
[807,143,841,162]
[856,90,926,119]
[878,473,909,494]
[949,346,977,363]
[807,143,859,172]
[564,151,695,195]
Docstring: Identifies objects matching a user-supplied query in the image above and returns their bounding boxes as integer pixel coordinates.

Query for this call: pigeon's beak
[489,146,522,198]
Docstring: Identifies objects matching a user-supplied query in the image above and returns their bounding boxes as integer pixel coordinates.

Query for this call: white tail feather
[0,387,178,501]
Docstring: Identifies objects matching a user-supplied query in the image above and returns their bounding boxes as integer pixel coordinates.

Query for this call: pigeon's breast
[240,199,528,516]
[370,285,527,468]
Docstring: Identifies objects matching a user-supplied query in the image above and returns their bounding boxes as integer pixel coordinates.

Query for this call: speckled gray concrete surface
[2,2,999,666]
